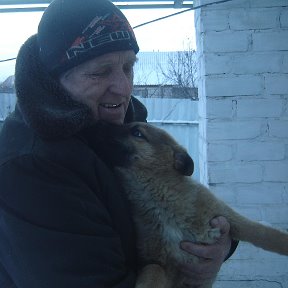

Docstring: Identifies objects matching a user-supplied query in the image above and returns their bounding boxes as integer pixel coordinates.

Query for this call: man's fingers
[210,216,230,235]
[180,241,225,261]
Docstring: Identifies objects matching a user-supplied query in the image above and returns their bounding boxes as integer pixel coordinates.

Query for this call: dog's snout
[174,152,194,176]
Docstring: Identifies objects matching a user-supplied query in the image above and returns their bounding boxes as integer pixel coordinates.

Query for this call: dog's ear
[174,152,194,176]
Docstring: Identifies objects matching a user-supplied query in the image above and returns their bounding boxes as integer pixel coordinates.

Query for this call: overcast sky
[0,8,195,81]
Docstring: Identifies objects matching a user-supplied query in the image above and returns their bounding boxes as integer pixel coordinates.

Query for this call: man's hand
[179,216,232,287]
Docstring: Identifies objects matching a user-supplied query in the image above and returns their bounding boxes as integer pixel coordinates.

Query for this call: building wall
[0,93,16,121]
[194,0,288,286]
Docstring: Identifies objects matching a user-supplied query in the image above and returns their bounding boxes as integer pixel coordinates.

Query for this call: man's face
[60,50,136,124]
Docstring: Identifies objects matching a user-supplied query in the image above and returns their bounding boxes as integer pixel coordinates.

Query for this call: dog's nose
[173,152,194,176]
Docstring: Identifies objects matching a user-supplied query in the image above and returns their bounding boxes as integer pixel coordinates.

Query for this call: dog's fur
[92,122,288,288]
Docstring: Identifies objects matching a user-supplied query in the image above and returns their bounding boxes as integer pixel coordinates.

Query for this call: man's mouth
[98,101,126,123]
[100,103,122,109]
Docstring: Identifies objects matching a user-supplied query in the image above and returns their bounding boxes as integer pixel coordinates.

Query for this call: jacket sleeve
[0,155,136,288]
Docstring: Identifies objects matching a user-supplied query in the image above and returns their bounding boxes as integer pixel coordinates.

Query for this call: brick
[231,205,262,221]
[284,185,288,203]
[207,98,232,118]
[231,53,282,74]
[285,97,288,117]
[229,9,279,30]
[265,74,288,94]
[263,205,288,224]
[236,98,283,118]
[227,242,287,262]
[204,54,231,74]
[198,119,207,140]
[198,0,250,9]
[253,31,288,51]
[282,54,288,73]
[207,143,233,161]
[204,31,249,53]
[215,279,283,288]
[205,53,283,75]
[280,9,288,28]
[235,183,285,204]
[236,141,285,160]
[197,74,205,96]
[209,163,263,183]
[207,121,262,140]
[268,120,288,138]
[206,75,263,97]
[264,161,288,182]
[209,183,236,204]
[251,0,288,7]
[226,242,263,261]
[219,258,288,277]
[201,10,229,32]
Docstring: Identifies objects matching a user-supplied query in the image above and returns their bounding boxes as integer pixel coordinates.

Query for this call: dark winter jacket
[0,35,147,288]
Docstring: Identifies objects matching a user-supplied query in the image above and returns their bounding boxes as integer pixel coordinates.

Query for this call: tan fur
[107,122,288,288]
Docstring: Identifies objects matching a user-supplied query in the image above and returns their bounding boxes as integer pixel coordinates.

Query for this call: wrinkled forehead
[62,50,136,77]
[81,50,136,69]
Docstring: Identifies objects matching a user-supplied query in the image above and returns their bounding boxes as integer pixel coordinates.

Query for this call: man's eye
[123,64,133,76]
[86,70,110,78]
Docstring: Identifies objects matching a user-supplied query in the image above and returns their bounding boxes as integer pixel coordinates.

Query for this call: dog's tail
[222,205,288,256]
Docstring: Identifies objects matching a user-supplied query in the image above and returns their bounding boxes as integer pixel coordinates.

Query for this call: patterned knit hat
[38,0,139,76]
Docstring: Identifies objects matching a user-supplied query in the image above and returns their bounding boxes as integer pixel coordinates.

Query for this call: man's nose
[109,71,133,96]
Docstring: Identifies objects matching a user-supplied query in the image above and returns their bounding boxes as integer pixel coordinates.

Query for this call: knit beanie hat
[38,0,139,76]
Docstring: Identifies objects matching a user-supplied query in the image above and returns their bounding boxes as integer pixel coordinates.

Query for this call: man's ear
[173,152,194,176]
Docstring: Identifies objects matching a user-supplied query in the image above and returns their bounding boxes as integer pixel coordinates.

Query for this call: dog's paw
[205,227,221,244]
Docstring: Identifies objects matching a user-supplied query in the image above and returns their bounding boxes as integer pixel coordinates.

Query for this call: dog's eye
[131,128,144,138]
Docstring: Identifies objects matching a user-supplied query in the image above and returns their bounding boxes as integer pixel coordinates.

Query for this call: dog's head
[93,122,194,177]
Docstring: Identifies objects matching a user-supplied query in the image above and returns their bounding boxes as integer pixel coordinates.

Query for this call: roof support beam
[174,0,184,8]
[0,0,193,13]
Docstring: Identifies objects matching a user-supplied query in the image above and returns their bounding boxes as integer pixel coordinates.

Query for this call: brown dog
[87,122,288,288]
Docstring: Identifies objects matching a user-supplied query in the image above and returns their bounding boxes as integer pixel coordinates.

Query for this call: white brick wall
[195,0,288,286]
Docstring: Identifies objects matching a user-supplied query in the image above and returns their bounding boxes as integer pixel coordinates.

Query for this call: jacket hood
[14,34,147,140]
